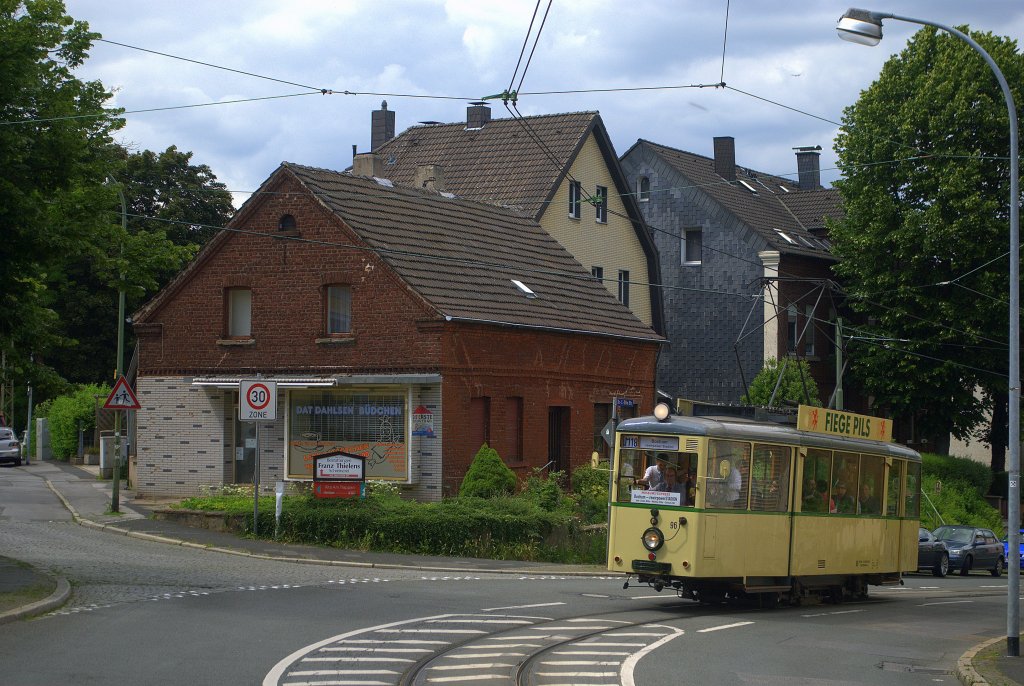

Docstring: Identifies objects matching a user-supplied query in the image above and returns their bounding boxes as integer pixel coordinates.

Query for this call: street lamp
[838,8,1020,656]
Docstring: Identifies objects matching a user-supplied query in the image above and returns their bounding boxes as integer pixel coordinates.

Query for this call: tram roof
[617,414,921,462]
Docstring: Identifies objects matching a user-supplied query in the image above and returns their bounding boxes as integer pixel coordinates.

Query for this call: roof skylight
[773,229,796,244]
[512,280,538,299]
[738,179,759,194]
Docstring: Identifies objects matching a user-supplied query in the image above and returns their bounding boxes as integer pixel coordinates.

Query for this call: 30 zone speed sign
[240,380,277,421]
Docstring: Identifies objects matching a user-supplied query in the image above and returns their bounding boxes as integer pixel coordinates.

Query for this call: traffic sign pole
[240,378,276,537]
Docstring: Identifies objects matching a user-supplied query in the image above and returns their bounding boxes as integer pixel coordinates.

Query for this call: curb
[957,636,1003,686]
[44,479,610,578]
[0,576,71,625]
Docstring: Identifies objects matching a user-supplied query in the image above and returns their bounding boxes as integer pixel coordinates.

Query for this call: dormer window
[278,214,297,231]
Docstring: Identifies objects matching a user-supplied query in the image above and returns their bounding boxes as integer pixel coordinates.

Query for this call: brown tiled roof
[636,140,840,259]
[286,163,662,342]
[372,112,597,219]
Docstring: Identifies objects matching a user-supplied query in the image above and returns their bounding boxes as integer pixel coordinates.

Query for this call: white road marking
[482,602,564,611]
[621,626,685,686]
[536,671,617,677]
[697,621,755,633]
[302,657,416,663]
[576,642,644,647]
[427,619,533,625]
[919,600,974,606]
[426,675,505,682]
[282,680,390,686]
[442,652,526,659]
[541,661,623,666]
[567,618,632,624]
[286,670,399,676]
[581,593,610,598]
[342,640,448,645]
[981,585,1008,588]
[320,647,432,653]
[554,650,632,656]
[428,664,514,671]
[630,594,670,600]
[376,629,487,634]
[801,609,865,618]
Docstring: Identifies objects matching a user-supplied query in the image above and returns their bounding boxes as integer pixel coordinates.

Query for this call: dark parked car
[0,427,21,466]
[1002,529,1024,571]
[918,528,949,577]
[933,525,1004,576]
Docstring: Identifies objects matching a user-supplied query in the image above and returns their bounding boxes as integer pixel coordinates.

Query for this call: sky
[64,1,1024,208]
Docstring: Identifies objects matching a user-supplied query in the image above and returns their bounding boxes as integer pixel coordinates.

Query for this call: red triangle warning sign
[104,376,141,410]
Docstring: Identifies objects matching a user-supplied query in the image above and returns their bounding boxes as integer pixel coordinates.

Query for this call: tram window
[616,449,644,502]
[832,452,859,514]
[905,461,921,518]
[750,444,791,512]
[706,440,750,509]
[887,460,904,516]
[802,448,833,513]
[857,454,884,515]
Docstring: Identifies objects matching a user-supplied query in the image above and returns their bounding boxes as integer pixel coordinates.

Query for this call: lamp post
[838,8,1020,656]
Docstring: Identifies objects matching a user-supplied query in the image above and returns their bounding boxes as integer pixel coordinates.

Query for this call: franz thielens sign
[313,451,366,481]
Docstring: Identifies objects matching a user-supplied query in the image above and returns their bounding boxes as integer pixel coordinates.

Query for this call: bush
[919,474,1003,537]
[459,444,516,498]
[570,462,611,525]
[44,384,109,460]
[520,468,567,512]
[742,357,820,407]
[921,452,992,497]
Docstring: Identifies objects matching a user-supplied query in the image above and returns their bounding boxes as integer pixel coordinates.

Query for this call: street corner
[0,556,70,624]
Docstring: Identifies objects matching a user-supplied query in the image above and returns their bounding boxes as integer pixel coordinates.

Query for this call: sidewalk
[4,458,1024,686]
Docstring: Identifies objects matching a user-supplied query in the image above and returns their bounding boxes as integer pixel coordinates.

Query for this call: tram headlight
[641,527,664,552]
[653,403,671,421]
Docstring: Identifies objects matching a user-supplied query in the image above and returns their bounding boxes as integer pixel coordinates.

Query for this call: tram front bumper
[631,560,672,574]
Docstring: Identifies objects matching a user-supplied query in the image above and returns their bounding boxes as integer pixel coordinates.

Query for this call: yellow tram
[607,402,921,604]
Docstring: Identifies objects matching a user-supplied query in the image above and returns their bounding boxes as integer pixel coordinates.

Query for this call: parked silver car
[932,525,1004,576]
[0,427,21,466]
[917,528,949,577]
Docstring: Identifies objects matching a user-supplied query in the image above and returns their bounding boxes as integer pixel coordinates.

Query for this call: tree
[48,146,233,383]
[831,27,1023,465]
[0,0,123,401]
[742,358,820,408]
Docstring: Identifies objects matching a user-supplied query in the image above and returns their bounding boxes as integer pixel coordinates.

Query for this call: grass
[971,640,1017,686]
[0,558,57,614]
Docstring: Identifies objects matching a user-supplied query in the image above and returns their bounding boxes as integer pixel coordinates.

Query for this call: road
[0,463,1012,686]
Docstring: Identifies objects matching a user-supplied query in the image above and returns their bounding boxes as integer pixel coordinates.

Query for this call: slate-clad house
[370,103,664,339]
[620,137,844,406]
[131,158,662,499]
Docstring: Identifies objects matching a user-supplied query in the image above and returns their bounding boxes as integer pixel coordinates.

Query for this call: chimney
[713,136,736,181]
[467,101,491,129]
[413,164,446,192]
[371,100,395,151]
[352,153,383,178]
[794,145,822,190]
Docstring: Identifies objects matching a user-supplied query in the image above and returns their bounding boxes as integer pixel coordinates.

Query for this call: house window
[787,304,798,354]
[595,185,607,223]
[638,176,650,202]
[591,266,604,282]
[569,180,581,219]
[804,305,816,356]
[506,397,523,461]
[278,214,296,231]
[683,228,702,264]
[226,288,251,338]
[618,270,630,307]
[325,285,352,334]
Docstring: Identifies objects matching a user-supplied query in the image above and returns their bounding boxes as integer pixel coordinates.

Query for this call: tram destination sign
[797,405,892,443]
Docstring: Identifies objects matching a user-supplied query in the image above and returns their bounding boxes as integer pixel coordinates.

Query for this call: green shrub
[920,452,992,497]
[520,468,567,512]
[570,463,611,525]
[742,357,820,407]
[459,444,516,498]
[45,384,109,460]
[919,474,1003,537]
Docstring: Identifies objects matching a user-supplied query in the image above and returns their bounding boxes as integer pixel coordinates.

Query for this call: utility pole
[834,317,844,411]
[111,181,127,514]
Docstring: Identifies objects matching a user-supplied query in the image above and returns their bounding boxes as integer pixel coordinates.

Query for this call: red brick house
[131,158,662,499]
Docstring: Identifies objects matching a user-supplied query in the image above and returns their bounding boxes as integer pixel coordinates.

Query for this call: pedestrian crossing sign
[104,376,141,410]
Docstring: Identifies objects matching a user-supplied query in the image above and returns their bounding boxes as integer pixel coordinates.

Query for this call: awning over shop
[190,374,442,389]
